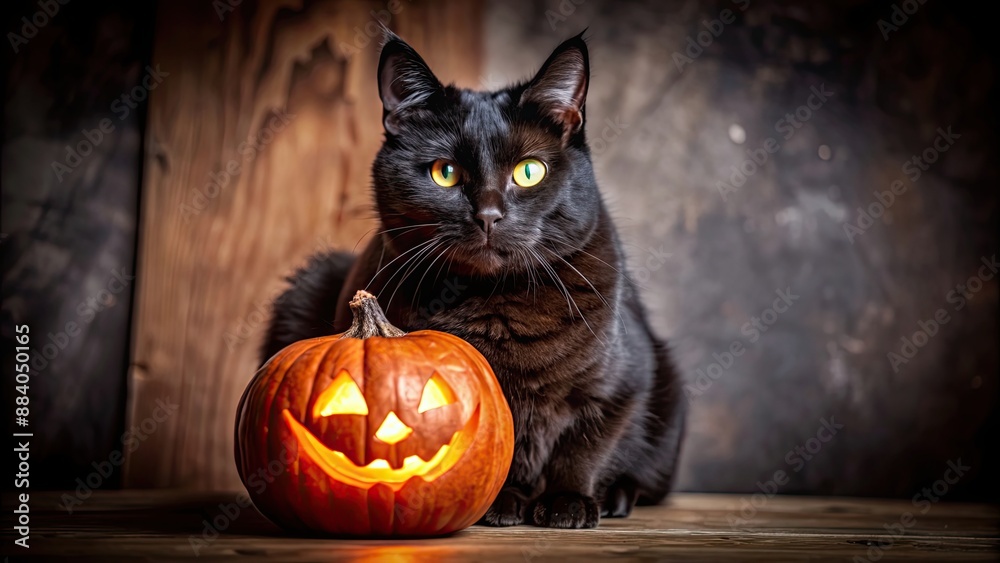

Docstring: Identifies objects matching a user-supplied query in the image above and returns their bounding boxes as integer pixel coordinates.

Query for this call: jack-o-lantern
[235,290,514,536]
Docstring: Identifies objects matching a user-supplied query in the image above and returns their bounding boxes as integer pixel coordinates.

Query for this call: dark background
[2,0,997,500]
[3,0,154,490]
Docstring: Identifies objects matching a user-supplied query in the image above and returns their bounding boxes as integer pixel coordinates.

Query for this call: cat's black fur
[261,31,686,529]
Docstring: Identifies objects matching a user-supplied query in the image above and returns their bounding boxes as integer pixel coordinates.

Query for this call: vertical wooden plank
[126,0,483,488]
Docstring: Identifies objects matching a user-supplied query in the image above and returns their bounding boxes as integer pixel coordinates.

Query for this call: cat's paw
[479,488,529,526]
[532,492,600,528]
[601,478,638,518]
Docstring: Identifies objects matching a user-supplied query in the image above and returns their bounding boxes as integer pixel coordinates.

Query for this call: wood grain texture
[126,0,483,488]
[8,490,998,561]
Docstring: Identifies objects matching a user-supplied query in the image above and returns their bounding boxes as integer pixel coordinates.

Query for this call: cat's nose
[475,208,503,237]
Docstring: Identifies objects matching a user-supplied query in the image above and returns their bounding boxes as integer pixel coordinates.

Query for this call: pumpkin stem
[343,290,407,339]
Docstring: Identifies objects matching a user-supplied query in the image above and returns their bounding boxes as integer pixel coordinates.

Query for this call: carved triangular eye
[417,373,457,413]
[314,370,368,417]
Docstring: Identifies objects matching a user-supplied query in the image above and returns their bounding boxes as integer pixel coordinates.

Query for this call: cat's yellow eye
[430,160,462,187]
[512,159,546,188]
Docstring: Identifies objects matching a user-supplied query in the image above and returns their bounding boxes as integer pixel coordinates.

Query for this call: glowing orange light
[417,373,457,413]
[281,407,481,490]
[314,370,368,417]
[375,411,413,444]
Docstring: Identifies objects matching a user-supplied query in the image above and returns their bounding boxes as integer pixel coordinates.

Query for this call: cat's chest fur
[410,284,608,357]
[402,280,621,433]
[366,237,626,405]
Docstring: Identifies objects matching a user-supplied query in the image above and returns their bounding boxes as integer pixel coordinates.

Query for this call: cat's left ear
[378,32,443,135]
[520,32,589,141]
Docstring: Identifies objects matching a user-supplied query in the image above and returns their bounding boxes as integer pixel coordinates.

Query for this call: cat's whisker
[546,248,627,335]
[516,247,539,303]
[534,247,606,345]
[529,250,541,303]
[375,222,442,237]
[365,236,440,291]
[352,225,382,253]
[480,254,509,310]
[379,237,442,297]
[482,274,503,310]
[410,242,454,316]
[546,236,630,279]
[543,236,642,329]
[368,238,439,292]
[353,222,442,255]
[526,247,569,316]
[513,247,528,297]
[528,247,593,339]
[431,244,455,290]
[370,222,443,250]
[384,238,446,314]
[381,224,444,255]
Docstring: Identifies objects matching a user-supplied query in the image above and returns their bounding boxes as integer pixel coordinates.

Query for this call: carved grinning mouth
[282,406,480,490]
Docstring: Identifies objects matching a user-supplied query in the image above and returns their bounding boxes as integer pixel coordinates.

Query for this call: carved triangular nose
[374,411,412,445]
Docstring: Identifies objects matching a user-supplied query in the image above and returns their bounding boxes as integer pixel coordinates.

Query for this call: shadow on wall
[485,0,997,500]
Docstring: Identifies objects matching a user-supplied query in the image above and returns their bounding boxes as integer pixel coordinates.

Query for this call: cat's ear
[520,32,589,140]
[377,32,443,135]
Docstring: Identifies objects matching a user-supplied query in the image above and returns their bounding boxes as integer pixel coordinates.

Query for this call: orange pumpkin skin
[235,291,514,537]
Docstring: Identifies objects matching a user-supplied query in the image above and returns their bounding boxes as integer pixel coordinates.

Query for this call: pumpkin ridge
[261,339,328,430]
[244,339,326,531]
[266,339,329,493]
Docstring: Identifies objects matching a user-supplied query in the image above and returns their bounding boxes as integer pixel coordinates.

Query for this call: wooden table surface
[4,491,998,561]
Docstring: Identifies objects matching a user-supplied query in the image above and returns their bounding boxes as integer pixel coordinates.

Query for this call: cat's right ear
[520,32,590,143]
[377,33,442,135]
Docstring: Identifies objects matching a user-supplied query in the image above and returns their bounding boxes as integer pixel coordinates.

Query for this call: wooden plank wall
[125,0,483,488]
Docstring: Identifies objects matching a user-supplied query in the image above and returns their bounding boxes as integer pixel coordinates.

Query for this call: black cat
[262,31,686,529]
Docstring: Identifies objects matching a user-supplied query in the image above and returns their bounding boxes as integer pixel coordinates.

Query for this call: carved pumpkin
[235,290,514,536]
